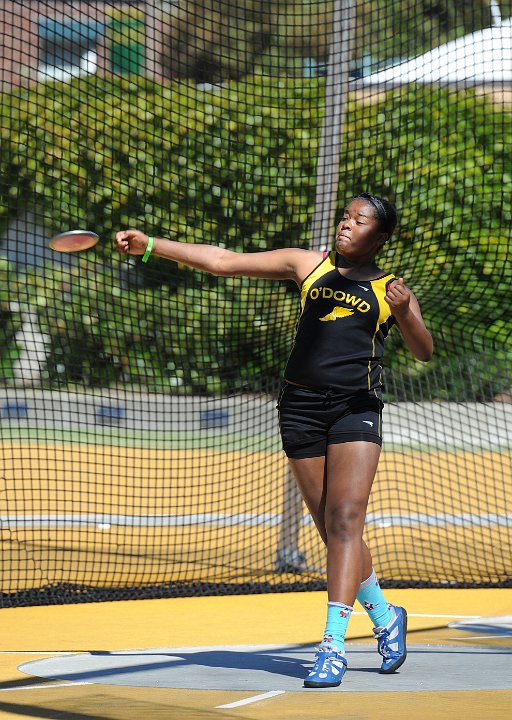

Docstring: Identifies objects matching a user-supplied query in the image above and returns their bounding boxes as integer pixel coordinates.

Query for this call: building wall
[0,1,170,90]
[1,0,40,87]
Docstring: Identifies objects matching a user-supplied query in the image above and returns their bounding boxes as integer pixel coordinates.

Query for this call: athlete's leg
[290,442,381,686]
[287,437,406,677]
[357,566,393,627]
[288,453,376,585]
[323,441,381,604]
[288,454,352,658]
[289,444,379,614]
[287,455,327,542]
[322,444,407,674]
[360,536,374,581]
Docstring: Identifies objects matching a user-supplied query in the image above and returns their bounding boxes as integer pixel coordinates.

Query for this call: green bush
[0,257,23,381]
[0,75,320,245]
[8,258,296,394]
[337,86,512,399]
[0,77,510,397]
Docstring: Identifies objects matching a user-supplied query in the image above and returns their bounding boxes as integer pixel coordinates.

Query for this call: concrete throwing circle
[448,615,512,637]
[19,644,512,693]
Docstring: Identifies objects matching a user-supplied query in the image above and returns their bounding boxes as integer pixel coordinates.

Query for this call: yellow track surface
[2,445,511,590]
[0,588,511,719]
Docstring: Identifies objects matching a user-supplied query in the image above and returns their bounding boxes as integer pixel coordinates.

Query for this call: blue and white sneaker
[373,605,407,674]
[304,645,348,688]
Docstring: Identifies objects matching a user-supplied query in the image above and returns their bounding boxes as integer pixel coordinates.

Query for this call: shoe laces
[314,644,341,669]
[373,626,392,658]
[316,643,339,656]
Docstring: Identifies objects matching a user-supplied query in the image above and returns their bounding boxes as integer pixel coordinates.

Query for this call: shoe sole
[304,661,347,688]
[304,679,343,688]
[379,607,408,674]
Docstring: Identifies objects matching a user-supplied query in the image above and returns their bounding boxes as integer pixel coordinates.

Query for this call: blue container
[2,402,28,419]
[96,405,126,425]
[199,409,229,429]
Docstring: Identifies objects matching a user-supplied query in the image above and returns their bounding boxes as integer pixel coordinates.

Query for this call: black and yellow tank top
[284,251,396,392]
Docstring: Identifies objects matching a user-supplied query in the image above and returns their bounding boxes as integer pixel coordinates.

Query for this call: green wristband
[141,236,154,263]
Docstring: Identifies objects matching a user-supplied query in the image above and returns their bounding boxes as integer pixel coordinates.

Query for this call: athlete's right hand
[115,229,150,256]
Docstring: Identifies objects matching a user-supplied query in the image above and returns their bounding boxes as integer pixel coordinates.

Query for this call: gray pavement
[18,643,512,693]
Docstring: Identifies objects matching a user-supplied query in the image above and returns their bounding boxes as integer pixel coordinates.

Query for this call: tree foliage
[0,75,510,398]
[159,0,512,81]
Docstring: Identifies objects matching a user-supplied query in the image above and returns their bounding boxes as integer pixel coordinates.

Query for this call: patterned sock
[321,601,353,654]
[356,568,394,628]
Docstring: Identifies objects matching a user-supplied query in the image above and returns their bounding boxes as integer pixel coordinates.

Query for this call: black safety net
[0,1,511,607]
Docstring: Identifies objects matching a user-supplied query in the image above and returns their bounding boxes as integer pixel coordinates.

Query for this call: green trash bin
[108,13,145,75]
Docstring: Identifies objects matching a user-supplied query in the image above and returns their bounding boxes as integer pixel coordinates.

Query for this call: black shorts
[277,382,383,459]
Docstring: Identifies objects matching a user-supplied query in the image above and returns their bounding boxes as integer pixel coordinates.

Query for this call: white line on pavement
[0,682,91,692]
[216,690,285,708]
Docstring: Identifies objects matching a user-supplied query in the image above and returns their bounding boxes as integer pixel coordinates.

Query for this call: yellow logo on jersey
[319,306,355,322]
[309,287,371,313]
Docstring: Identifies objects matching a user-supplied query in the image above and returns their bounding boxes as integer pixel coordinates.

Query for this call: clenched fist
[114,230,150,256]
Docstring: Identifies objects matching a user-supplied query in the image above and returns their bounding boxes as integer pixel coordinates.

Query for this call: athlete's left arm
[385,278,433,361]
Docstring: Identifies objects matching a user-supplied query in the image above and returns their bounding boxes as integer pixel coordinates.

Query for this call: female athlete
[115,192,433,687]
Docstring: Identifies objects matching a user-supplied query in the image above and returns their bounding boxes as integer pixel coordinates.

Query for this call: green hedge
[0,77,510,397]
[8,258,296,393]
[0,75,319,246]
[336,86,512,401]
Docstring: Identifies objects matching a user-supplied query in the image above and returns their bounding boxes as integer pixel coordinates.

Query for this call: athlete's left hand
[385,278,411,319]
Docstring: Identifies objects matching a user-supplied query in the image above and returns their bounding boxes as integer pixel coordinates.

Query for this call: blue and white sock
[321,601,353,654]
[356,568,393,628]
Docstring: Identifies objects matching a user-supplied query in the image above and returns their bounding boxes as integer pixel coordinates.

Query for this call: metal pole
[310,0,355,250]
[490,0,502,26]
[276,1,355,573]
[275,465,306,573]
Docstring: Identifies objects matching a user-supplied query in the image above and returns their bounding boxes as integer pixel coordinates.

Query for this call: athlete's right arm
[114,229,321,283]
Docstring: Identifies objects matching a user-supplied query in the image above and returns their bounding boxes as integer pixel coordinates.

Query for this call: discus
[49,230,100,252]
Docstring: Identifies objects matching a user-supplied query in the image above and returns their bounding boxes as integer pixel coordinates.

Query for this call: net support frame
[275,0,356,571]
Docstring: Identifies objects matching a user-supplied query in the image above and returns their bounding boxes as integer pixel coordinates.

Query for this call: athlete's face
[335,199,387,263]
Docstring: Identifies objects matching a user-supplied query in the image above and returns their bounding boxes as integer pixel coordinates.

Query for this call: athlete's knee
[325,501,366,543]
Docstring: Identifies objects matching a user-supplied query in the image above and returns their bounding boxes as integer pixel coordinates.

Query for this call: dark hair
[353,192,397,237]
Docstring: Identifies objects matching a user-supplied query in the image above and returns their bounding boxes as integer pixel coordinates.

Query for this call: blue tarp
[37,18,105,43]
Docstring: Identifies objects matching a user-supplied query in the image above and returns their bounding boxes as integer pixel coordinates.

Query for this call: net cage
[0,0,511,607]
